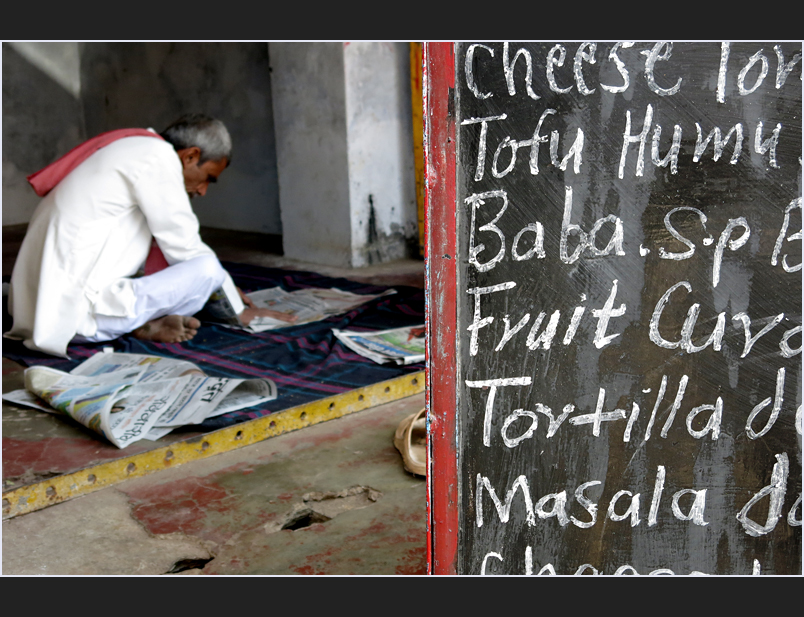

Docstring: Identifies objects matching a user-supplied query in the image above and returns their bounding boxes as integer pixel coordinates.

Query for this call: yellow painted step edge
[2,370,425,520]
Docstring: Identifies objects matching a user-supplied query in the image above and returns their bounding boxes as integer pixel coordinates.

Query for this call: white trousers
[74,255,226,343]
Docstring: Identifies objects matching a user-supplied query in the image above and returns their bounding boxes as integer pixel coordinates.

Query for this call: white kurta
[6,133,243,357]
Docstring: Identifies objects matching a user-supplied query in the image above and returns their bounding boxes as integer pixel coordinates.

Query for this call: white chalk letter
[466,190,508,272]
[571,480,602,529]
[466,281,516,356]
[591,279,627,349]
[693,123,743,164]
[753,121,782,169]
[546,44,572,94]
[771,197,802,272]
[642,42,682,96]
[712,217,750,288]
[466,376,532,446]
[774,45,802,88]
[601,42,634,93]
[503,42,540,100]
[736,453,789,537]
[607,490,641,526]
[465,44,495,100]
[476,473,535,527]
[745,367,785,440]
[738,49,769,96]
[573,42,597,95]
[671,489,709,526]
[619,104,653,178]
[461,115,507,181]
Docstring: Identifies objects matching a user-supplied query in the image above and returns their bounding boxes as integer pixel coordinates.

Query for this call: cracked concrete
[2,488,212,575]
[2,392,427,575]
[267,485,383,533]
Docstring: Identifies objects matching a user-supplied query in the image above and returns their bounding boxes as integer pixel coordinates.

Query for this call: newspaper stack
[244,287,397,332]
[202,285,396,332]
[2,351,277,449]
[332,325,426,365]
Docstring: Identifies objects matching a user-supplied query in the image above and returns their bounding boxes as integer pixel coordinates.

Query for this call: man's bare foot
[132,315,201,343]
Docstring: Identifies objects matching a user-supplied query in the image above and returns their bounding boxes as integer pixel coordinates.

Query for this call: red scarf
[26,128,164,197]
[27,128,170,275]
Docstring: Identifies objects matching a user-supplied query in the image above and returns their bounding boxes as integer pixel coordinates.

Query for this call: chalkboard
[439,41,802,575]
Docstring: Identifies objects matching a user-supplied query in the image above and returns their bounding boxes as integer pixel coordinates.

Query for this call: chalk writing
[453,41,802,575]
[474,466,714,529]
[480,549,766,576]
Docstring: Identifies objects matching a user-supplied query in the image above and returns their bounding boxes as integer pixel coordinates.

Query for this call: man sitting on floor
[5,113,292,358]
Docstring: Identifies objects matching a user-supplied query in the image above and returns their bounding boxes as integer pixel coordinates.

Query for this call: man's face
[183,157,228,199]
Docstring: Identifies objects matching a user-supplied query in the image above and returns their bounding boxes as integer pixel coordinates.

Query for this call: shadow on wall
[78,42,282,235]
[2,42,87,226]
[3,42,283,235]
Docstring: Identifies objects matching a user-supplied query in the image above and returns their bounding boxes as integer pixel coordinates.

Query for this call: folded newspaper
[1,351,277,449]
[202,286,396,333]
[332,325,425,365]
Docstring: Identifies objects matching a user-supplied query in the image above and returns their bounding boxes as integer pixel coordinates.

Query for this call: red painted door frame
[423,42,459,575]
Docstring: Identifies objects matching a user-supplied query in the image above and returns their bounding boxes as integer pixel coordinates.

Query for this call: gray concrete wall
[2,42,281,235]
[270,42,418,268]
[4,41,419,266]
[269,42,353,267]
[344,42,417,266]
[78,42,282,235]
[2,42,86,226]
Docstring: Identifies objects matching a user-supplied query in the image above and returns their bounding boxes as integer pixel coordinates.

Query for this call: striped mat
[2,262,425,429]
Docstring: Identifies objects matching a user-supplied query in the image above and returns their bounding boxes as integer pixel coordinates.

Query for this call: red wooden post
[423,42,459,575]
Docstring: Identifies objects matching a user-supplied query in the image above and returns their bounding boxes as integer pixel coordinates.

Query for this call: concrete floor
[3,392,427,575]
[2,227,429,575]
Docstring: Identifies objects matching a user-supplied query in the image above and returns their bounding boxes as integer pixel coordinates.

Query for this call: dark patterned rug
[2,262,425,429]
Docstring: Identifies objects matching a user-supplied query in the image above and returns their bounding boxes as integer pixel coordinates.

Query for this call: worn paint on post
[424,41,459,575]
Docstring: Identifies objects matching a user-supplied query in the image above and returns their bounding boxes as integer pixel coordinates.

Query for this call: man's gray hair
[160,113,232,164]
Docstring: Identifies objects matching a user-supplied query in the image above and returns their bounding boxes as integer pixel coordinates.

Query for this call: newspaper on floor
[1,351,277,449]
[203,285,396,332]
[245,287,397,332]
[332,325,425,365]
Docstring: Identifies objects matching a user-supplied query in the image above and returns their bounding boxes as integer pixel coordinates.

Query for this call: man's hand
[238,307,298,327]
[235,287,297,326]
[237,286,256,309]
